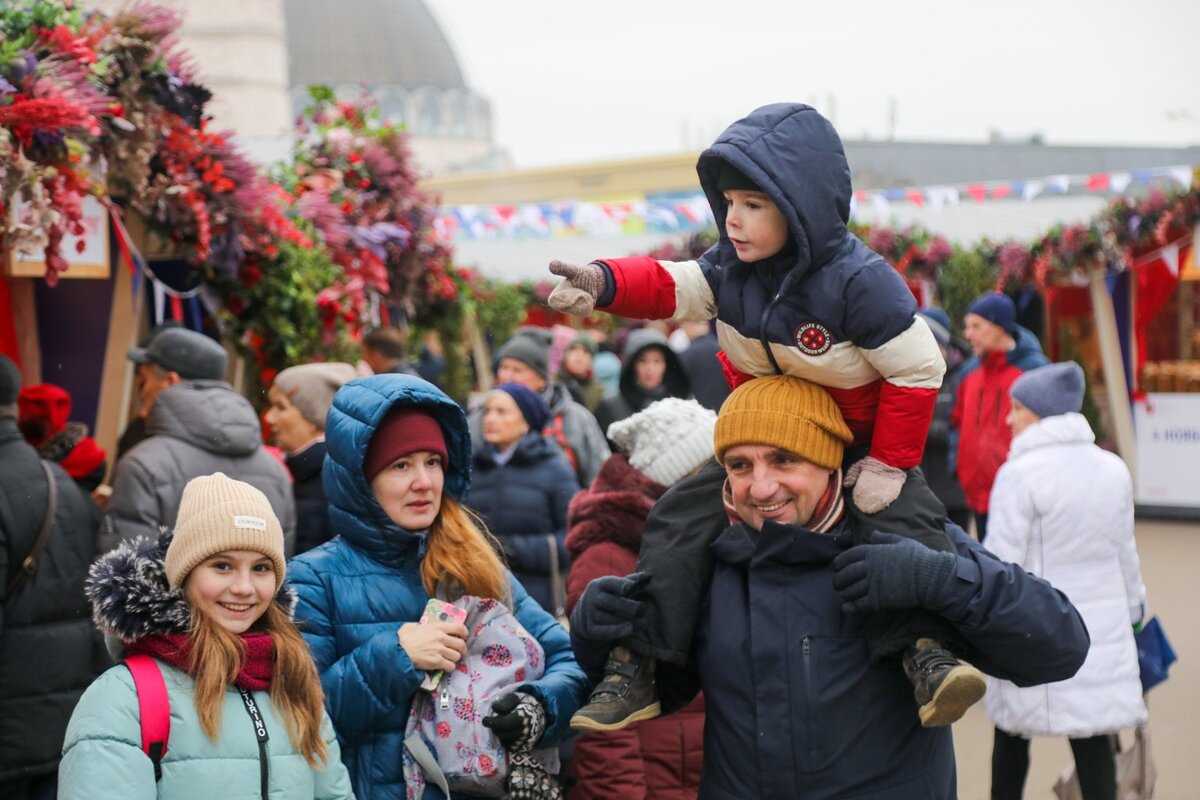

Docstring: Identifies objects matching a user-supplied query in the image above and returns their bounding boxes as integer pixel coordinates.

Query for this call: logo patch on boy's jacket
[794,322,834,355]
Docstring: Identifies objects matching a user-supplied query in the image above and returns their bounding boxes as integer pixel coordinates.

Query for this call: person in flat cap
[468,330,610,487]
[985,362,1148,799]
[569,375,1089,799]
[543,103,956,732]
[103,329,295,557]
[288,373,588,799]
[951,292,1049,541]
[267,363,357,554]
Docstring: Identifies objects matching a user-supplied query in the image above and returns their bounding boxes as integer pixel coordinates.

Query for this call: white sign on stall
[1133,393,1200,508]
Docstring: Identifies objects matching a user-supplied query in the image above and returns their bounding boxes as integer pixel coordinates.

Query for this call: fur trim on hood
[565,454,666,560]
[87,529,297,643]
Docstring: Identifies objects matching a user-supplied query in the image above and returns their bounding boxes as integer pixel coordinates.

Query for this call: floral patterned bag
[402,595,558,799]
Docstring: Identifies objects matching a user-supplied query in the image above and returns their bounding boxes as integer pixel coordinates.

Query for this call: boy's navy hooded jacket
[593,103,944,471]
[576,517,1089,799]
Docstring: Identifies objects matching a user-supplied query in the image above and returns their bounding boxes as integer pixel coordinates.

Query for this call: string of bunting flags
[431,164,1196,242]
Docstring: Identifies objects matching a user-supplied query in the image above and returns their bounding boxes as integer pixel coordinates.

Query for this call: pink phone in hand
[418,600,467,692]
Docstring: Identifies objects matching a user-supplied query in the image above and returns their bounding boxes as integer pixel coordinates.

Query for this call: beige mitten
[547,260,607,316]
[843,456,907,514]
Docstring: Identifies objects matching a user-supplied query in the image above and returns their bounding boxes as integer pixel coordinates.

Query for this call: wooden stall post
[1086,256,1137,479]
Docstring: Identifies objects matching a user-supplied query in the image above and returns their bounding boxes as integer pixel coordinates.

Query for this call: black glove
[831,531,956,614]
[482,691,546,753]
[569,572,650,645]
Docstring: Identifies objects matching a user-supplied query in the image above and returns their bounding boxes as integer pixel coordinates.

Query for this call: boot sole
[569,701,662,732]
[918,666,986,727]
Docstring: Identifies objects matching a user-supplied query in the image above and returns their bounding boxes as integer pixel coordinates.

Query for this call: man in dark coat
[0,356,106,800]
[571,375,1089,799]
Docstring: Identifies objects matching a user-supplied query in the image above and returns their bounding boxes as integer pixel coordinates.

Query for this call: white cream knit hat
[607,398,717,487]
[165,473,286,588]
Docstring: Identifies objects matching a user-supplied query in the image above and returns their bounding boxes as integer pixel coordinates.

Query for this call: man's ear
[167,372,183,386]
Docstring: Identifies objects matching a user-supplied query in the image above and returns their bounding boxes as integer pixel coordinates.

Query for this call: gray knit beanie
[607,398,717,487]
[1010,362,1085,419]
[496,334,550,381]
[273,362,357,429]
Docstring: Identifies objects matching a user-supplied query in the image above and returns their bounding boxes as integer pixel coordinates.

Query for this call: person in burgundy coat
[565,398,715,800]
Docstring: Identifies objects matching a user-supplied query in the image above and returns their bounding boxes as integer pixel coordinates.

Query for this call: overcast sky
[424,0,1200,169]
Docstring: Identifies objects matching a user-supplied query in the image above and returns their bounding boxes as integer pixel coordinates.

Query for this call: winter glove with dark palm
[547,260,609,316]
[831,531,956,614]
[843,455,908,514]
[483,691,546,752]
[568,572,650,677]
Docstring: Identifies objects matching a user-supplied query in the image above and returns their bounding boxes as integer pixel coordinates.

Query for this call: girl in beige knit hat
[60,473,354,799]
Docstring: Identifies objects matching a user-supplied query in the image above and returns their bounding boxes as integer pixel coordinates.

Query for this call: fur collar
[86,529,297,643]
[565,454,666,559]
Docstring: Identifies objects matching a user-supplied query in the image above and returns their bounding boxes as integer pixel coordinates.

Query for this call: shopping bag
[1135,616,1177,693]
[1051,724,1156,800]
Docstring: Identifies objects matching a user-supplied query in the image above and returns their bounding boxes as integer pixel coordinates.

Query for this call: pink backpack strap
[124,654,170,781]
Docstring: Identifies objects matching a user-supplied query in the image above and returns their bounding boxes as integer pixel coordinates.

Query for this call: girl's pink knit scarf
[127,632,275,691]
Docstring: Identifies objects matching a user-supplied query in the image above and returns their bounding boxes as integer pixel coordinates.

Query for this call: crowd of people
[0,103,1152,800]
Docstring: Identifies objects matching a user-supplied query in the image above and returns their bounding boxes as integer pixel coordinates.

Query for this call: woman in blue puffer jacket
[288,374,588,800]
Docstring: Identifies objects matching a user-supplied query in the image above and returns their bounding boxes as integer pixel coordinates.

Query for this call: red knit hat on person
[363,407,449,482]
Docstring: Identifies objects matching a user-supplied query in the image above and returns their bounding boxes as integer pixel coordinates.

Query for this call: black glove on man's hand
[482,691,546,752]
[831,531,956,614]
[569,572,650,645]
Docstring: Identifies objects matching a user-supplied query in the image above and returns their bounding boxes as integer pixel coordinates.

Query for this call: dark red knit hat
[363,407,449,482]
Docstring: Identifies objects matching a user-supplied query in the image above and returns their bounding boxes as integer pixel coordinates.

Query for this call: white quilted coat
[983,412,1148,738]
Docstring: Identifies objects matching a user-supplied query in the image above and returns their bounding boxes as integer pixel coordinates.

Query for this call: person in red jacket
[950,293,1048,541]
[565,397,712,800]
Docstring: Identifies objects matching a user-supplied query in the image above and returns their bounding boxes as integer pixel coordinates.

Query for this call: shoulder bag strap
[546,534,567,621]
[4,461,58,604]
[124,654,171,781]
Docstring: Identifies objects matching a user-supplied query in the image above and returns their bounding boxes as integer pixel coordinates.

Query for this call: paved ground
[952,518,1198,799]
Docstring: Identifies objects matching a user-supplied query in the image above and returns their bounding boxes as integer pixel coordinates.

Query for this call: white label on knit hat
[233,515,268,532]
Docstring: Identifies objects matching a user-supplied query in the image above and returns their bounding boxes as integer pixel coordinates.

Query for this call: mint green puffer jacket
[59,658,355,800]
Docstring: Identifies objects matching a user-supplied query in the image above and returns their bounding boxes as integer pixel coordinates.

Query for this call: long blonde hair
[420,496,510,604]
[188,601,330,768]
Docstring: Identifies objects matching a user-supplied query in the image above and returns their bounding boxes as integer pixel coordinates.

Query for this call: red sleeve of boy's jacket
[870,383,938,469]
[595,256,678,320]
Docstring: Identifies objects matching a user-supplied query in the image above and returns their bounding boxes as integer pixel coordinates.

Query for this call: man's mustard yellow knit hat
[165,473,286,589]
[713,376,854,470]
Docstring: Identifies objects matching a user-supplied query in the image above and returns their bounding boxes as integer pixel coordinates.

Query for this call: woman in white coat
[984,362,1147,800]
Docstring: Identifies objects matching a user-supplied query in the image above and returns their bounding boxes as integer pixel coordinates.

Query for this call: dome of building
[284,0,466,91]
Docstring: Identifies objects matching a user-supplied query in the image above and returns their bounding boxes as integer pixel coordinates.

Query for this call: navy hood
[697,103,852,279]
[323,374,472,559]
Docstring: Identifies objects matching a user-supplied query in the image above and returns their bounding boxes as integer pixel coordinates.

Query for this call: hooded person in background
[0,356,106,800]
[556,332,607,414]
[266,362,357,555]
[566,398,713,800]
[676,320,731,413]
[951,292,1049,541]
[18,382,108,493]
[985,362,1148,800]
[594,328,691,444]
[569,375,1090,799]
[468,330,610,487]
[103,328,296,555]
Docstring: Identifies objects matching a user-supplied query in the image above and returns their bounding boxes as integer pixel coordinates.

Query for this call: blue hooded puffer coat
[287,375,588,800]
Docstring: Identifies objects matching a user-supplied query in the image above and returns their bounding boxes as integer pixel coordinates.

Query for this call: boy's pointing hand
[548,260,607,316]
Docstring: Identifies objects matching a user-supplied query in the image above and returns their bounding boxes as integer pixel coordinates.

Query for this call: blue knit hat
[966,292,1018,336]
[1010,362,1085,419]
[493,382,550,432]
